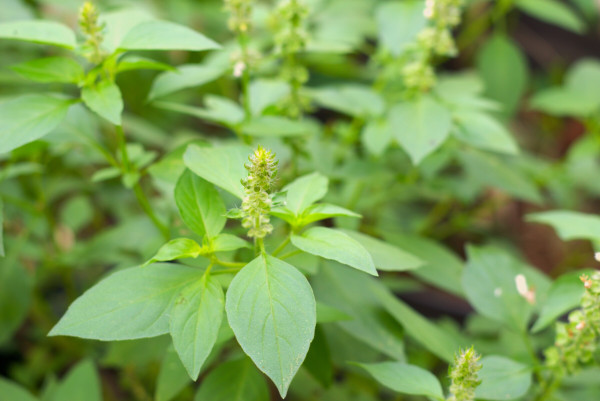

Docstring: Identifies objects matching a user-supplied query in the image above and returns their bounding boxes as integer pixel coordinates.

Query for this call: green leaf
[458,149,543,204]
[183,144,249,199]
[291,227,377,276]
[356,362,444,400]
[312,262,405,360]
[81,81,123,125]
[298,203,361,226]
[0,20,76,48]
[462,246,535,332]
[225,254,316,397]
[341,230,423,272]
[0,95,72,154]
[99,8,154,53]
[52,360,102,401]
[390,95,452,164]
[171,274,224,380]
[119,20,220,51]
[11,57,83,84]
[175,170,226,238]
[532,270,590,333]
[155,96,244,127]
[148,64,226,100]
[382,233,464,296]
[362,119,393,157]
[0,198,4,257]
[49,264,204,340]
[116,56,175,74]
[308,85,385,117]
[477,34,528,117]
[284,172,329,216]
[372,281,460,363]
[527,210,600,244]
[145,238,203,266]
[475,356,532,400]
[454,111,519,155]
[241,116,316,137]
[249,79,290,116]
[194,358,269,401]
[530,87,598,117]
[156,346,191,401]
[375,0,426,56]
[212,234,250,252]
[0,377,38,401]
[515,0,584,33]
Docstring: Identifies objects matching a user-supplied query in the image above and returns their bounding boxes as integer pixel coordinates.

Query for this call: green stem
[238,31,252,121]
[213,267,244,275]
[520,330,545,386]
[279,249,301,260]
[215,258,246,268]
[272,235,291,256]
[115,125,130,171]
[534,374,561,401]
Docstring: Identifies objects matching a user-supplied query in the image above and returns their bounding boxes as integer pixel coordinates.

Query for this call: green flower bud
[224,0,253,34]
[241,147,278,239]
[78,1,106,64]
[447,347,482,401]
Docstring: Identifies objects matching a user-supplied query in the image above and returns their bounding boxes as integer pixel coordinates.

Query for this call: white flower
[423,0,435,19]
[233,60,246,77]
[515,274,536,304]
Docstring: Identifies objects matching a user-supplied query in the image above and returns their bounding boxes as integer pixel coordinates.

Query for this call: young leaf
[475,356,532,400]
[389,95,452,164]
[225,254,316,397]
[183,144,249,199]
[341,230,423,272]
[454,111,519,155]
[116,56,175,74]
[171,274,224,380]
[212,234,250,252]
[81,81,124,125]
[0,94,73,154]
[362,119,393,157]
[145,238,203,266]
[49,264,204,340]
[175,170,226,239]
[477,34,528,117]
[119,20,220,51]
[156,346,191,401]
[284,172,329,216]
[148,64,226,101]
[355,362,444,400]
[52,360,102,401]
[291,227,377,276]
[515,0,584,33]
[299,203,361,226]
[11,57,83,84]
[194,358,269,401]
[0,377,38,401]
[532,270,590,333]
[0,20,76,48]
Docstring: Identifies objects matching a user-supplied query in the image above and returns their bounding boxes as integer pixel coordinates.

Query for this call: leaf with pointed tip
[53,360,102,401]
[299,203,361,226]
[226,254,316,397]
[156,346,191,401]
[145,238,203,266]
[183,144,249,199]
[171,274,224,380]
[194,358,269,401]
[475,356,532,400]
[390,95,452,164]
[81,81,123,125]
[175,170,226,238]
[0,377,38,401]
[119,20,220,51]
[11,57,83,84]
[291,227,377,276]
[284,172,329,216]
[0,20,76,48]
[0,94,73,154]
[212,234,250,252]
[49,264,204,340]
[356,362,444,400]
[148,64,226,100]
